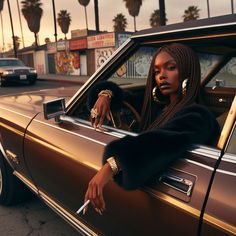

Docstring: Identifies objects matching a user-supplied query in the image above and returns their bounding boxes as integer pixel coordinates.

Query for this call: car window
[226,122,236,154]
[0,59,25,67]
[198,53,223,80]
[206,57,236,88]
[108,46,156,86]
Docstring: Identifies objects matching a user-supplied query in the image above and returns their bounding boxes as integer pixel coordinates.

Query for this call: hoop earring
[152,86,166,104]
[182,79,188,96]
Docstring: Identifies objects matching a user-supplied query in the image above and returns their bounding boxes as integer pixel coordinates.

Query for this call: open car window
[206,57,236,88]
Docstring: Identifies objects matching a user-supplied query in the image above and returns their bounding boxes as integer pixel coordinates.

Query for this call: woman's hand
[91,95,111,128]
[83,163,113,215]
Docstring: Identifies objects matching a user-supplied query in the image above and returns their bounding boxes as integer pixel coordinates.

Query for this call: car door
[201,99,236,236]
[23,109,223,236]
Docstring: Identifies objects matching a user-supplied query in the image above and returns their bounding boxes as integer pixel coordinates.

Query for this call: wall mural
[55,52,80,75]
[95,48,115,70]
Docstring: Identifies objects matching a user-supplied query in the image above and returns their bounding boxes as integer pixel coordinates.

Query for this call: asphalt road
[0,80,82,236]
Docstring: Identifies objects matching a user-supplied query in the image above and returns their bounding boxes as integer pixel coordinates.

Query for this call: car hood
[0,87,78,118]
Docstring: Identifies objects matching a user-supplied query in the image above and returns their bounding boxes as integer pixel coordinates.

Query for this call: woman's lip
[159,85,171,89]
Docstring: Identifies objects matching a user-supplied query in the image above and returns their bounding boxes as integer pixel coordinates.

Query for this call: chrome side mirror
[43,98,65,122]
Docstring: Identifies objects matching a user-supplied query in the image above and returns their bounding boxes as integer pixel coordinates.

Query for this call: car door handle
[159,174,194,196]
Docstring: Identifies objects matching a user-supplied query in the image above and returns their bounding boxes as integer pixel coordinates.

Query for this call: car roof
[131,14,236,45]
[0,58,19,60]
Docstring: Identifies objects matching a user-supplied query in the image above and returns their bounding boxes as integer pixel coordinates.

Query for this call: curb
[37,77,86,85]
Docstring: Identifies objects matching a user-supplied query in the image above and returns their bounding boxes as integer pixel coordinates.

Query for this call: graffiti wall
[55,52,80,75]
[95,48,115,70]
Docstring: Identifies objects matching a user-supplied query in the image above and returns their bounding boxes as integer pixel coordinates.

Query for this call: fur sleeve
[103,104,220,190]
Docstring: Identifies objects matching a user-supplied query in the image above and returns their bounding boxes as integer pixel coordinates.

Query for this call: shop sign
[47,42,57,53]
[87,33,115,49]
[71,29,88,38]
[57,41,69,51]
[69,39,87,50]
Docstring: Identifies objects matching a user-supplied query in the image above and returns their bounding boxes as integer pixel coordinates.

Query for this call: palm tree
[21,0,43,47]
[78,0,90,30]
[13,35,21,50]
[149,9,167,28]
[57,10,71,40]
[182,5,200,22]
[0,0,5,52]
[123,0,143,32]
[113,13,127,32]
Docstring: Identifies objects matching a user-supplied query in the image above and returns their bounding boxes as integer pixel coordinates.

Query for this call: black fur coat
[87,82,220,190]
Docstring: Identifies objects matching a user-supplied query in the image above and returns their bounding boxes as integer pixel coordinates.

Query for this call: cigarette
[76,200,90,215]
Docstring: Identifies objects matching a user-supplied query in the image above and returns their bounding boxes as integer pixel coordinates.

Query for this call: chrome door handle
[159,174,194,196]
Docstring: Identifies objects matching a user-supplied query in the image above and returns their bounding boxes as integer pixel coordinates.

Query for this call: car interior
[69,40,236,148]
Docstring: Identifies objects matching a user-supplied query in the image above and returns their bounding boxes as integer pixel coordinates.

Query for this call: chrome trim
[39,190,99,236]
[189,145,221,160]
[0,142,14,168]
[0,106,34,119]
[184,159,214,171]
[131,22,236,39]
[60,115,137,137]
[221,153,236,164]
[13,171,38,194]
[216,169,236,177]
[31,119,107,146]
[204,213,236,235]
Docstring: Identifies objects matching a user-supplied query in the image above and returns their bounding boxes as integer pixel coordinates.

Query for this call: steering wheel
[110,101,141,131]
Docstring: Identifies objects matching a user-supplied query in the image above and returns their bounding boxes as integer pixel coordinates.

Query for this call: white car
[0,58,37,86]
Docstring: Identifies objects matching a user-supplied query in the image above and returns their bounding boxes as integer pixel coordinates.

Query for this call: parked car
[0,58,37,86]
[0,15,236,236]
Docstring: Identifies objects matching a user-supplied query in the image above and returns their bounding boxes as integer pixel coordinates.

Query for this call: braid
[140,43,201,131]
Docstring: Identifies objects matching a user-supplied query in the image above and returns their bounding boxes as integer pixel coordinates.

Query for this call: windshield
[0,59,25,67]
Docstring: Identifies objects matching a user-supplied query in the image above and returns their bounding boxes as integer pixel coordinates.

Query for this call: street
[0,80,82,236]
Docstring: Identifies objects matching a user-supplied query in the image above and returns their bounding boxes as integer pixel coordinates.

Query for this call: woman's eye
[168,65,176,70]
[154,70,160,75]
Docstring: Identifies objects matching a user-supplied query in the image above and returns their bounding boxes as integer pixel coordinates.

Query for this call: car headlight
[2,70,14,75]
[30,69,37,73]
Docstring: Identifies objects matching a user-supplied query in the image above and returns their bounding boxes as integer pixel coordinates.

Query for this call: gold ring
[91,108,98,119]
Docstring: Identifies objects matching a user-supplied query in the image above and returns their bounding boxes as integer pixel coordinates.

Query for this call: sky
[0,0,235,50]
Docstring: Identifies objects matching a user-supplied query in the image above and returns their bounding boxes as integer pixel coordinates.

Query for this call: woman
[84,43,220,215]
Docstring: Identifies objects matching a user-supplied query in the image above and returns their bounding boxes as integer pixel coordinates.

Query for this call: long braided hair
[140,43,201,131]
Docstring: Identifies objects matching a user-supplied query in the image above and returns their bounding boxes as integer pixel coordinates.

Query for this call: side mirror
[43,98,65,122]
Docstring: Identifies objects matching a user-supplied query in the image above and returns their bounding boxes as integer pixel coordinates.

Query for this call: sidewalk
[38,74,90,85]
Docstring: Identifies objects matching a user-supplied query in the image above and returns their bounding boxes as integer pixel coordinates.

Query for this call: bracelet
[98,89,113,99]
[107,157,120,175]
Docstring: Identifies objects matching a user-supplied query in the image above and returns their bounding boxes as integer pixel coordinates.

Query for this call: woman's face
[154,51,180,102]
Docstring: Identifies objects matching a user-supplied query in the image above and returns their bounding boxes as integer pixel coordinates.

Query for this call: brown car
[0,15,236,236]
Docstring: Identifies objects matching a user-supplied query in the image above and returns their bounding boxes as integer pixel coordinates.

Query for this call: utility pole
[207,0,210,18]
[52,0,57,43]
[231,0,234,13]
[7,0,17,57]
[94,0,100,33]
[159,0,166,26]
[16,0,25,47]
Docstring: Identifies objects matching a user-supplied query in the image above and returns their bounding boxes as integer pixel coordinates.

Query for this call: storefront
[69,38,87,75]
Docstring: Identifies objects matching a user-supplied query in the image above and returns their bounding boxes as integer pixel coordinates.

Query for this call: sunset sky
[0,0,234,49]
